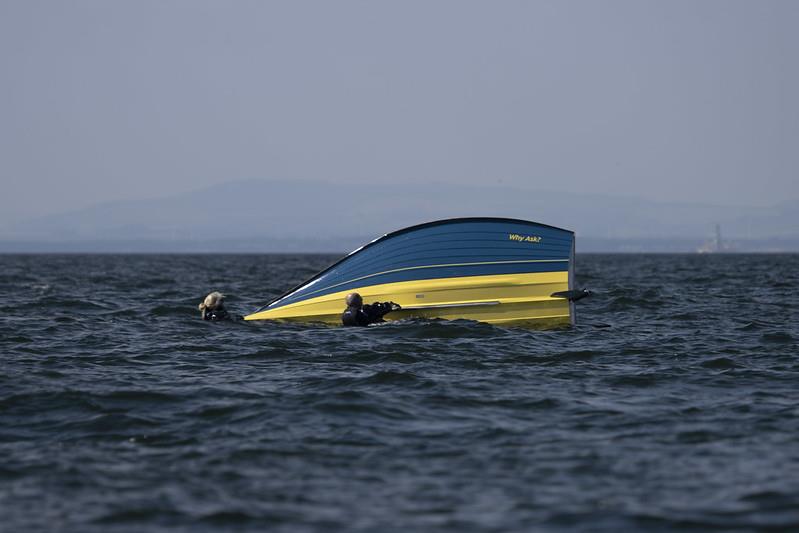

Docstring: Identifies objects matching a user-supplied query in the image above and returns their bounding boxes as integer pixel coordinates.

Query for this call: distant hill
[2,179,798,252]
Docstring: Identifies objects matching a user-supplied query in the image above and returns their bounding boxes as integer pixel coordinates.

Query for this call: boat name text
[508,233,542,243]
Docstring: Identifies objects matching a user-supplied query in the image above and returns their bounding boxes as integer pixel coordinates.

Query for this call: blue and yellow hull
[245,218,577,327]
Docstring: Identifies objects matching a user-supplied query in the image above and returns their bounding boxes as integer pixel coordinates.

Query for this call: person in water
[341,292,400,327]
[199,291,232,321]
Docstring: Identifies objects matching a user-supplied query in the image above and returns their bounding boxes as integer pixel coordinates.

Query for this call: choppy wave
[1,253,799,531]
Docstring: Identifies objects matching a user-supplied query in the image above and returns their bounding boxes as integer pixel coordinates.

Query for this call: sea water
[1,254,798,531]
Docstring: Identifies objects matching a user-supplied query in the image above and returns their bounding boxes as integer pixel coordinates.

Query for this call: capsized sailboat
[245,218,586,327]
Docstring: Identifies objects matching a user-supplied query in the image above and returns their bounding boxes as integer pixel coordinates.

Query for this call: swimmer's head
[345,292,363,308]
[199,291,225,311]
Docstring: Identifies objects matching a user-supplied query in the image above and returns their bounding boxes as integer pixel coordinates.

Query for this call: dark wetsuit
[341,302,398,327]
[202,306,232,321]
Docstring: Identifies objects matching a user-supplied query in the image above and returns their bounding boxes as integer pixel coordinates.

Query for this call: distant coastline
[3,180,797,254]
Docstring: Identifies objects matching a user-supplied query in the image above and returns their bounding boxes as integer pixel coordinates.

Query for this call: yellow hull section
[244,271,570,326]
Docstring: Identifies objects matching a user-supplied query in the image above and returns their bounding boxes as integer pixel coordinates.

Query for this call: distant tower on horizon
[697,224,732,253]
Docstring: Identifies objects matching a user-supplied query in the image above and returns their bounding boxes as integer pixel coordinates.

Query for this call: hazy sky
[2,0,797,224]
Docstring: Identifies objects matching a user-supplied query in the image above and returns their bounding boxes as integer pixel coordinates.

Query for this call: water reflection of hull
[245,218,576,327]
